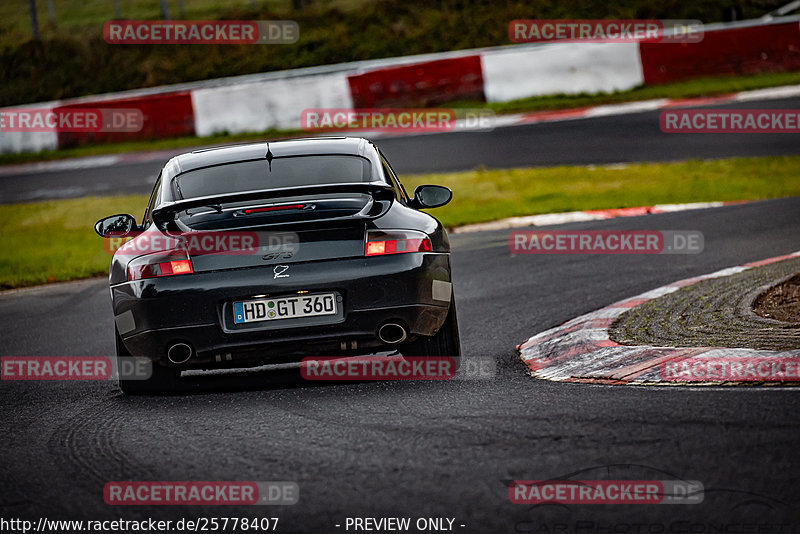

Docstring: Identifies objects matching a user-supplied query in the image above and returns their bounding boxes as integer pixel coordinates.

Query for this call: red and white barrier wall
[639,21,800,85]
[1,17,798,154]
[192,72,353,137]
[481,42,644,102]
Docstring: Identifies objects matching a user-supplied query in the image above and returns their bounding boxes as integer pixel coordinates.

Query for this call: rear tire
[116,328,177,395]
[400,295,461,370]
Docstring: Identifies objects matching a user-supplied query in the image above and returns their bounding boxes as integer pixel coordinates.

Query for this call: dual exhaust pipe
[167,342,193,364]
[168,324,406,363]
[377,322,407,344]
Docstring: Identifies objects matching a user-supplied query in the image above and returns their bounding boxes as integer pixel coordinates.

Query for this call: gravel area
[610,257,800,351]
[754,273,800,323]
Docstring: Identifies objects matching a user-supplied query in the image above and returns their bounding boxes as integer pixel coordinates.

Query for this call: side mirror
[94,214,137,238]
[410,185,452,209]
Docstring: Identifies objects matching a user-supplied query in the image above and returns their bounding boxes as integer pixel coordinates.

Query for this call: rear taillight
[365,230,433,256]
[127,251,194,281]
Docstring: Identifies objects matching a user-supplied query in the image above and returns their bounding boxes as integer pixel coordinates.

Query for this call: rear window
[173,155,372,199]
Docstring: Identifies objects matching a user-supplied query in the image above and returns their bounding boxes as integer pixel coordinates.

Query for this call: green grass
[2,155,800,289]
[0,194,145,288]
[1,0,787,108]
[2,71,798,167]
[0,0,777,48]
[0,0,364,45]
[403,156,800,227]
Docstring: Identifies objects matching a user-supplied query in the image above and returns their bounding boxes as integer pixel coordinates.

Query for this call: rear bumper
[111,253,452,368]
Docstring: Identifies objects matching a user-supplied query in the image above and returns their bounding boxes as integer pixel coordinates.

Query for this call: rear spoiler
[152,182,395,227]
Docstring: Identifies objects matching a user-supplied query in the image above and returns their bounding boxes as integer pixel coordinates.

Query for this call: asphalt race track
[1,96,799,204]
[2,92,800,530]
[2,195,800,529]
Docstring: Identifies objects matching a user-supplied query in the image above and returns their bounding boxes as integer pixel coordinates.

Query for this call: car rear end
[111,145,453,371]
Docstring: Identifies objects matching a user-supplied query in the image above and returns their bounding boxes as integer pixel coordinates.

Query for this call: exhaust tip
[167,342,193,364]
[377,323,407,344]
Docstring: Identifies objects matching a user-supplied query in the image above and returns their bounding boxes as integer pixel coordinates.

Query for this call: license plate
[233,293,337,324]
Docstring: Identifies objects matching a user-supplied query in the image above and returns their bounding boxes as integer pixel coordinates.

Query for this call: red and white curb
[517,250,800,385]
[453,200,744,234]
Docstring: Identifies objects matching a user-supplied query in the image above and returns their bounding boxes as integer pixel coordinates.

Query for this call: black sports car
[95,137,460,393]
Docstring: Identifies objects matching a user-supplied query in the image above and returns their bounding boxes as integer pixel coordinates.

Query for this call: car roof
[168,137,376,175]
